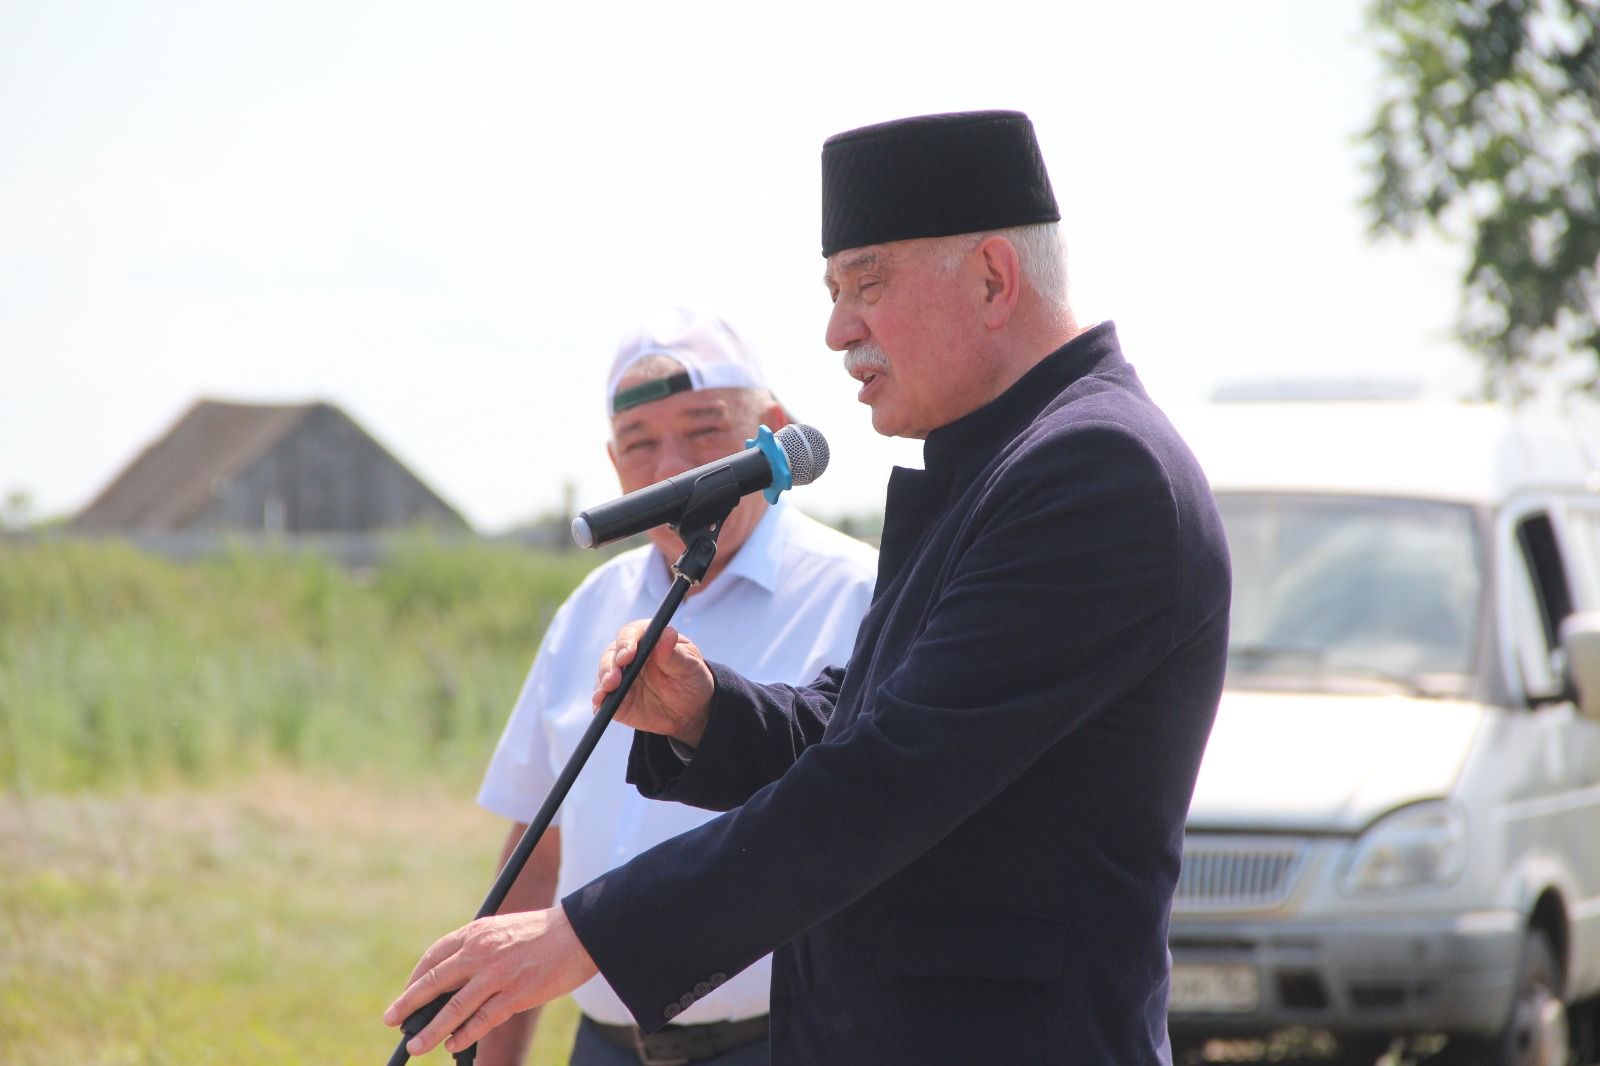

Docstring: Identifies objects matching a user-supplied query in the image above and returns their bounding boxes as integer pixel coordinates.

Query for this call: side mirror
[1559,612,1600,720]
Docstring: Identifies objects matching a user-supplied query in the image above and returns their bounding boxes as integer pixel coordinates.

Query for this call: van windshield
[1218,493,1483,697]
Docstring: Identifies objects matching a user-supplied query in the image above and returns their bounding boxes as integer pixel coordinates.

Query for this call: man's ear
[976,235,1022,330]
[605,438,622,479]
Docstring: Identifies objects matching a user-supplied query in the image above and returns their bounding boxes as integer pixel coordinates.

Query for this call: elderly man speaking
[387,110,1231,1065]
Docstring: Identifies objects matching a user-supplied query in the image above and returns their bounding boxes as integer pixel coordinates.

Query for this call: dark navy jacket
[564,322,1230,1064]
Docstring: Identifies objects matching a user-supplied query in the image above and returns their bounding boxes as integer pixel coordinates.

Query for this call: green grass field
[0,535,599,793]
[0,537,600,1064]
[0,770,581,1065]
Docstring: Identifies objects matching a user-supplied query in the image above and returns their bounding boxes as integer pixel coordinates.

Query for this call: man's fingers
[592,645,628,707]
[382,909,598,1055]
[601,639,637,682]
[650,626,682,668]
[444,989,517,1054]
[405,975,490,1057]
[406,927,465,985]
[384,969,443,1029]
[384,948,462,1028]
[592,620,658,709]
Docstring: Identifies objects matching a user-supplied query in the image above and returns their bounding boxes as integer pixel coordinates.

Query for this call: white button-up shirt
[479,500,877,1025]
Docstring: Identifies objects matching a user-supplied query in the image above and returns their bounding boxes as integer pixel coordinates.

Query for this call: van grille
[1175,837,1310,912]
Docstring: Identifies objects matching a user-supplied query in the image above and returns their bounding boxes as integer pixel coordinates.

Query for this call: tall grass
[0,536,599,794]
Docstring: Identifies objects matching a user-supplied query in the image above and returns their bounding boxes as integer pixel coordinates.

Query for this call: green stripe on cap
[612,371,693,414]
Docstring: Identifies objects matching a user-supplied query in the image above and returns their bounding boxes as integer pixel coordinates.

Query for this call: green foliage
[0,537,598,793]
[1363,0,1600,395]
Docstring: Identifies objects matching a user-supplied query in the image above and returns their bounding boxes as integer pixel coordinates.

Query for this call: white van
[1166,393,1600,1066]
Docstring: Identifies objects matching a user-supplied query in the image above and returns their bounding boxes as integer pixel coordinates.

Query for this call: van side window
[1562,506,1600,605]
[1510,513,1573,703]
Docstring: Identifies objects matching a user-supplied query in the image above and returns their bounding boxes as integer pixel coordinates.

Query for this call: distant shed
[73,399,469,535]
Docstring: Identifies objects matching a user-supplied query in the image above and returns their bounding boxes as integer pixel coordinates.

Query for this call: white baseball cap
[606,307,771,418]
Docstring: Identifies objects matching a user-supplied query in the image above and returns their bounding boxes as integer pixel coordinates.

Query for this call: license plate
[1170,963,1260,1013]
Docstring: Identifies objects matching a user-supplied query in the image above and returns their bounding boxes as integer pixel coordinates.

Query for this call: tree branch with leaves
[1364,0,1600,396]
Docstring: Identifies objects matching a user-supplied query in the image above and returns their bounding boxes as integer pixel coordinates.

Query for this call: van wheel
[1434,929,1569,1066]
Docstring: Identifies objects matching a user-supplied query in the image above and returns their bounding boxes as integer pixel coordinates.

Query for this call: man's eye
[623,440,657,456]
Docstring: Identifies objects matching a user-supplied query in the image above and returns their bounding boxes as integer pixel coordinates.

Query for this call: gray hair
[934,222,1068,305]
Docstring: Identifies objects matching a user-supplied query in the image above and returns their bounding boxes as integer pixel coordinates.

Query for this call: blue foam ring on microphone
[747,424,792,504]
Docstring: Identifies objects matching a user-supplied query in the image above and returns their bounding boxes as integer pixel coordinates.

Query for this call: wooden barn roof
[75,399,330,531]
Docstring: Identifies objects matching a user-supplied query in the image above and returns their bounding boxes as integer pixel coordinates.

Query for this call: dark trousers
[570,1016,771,1066]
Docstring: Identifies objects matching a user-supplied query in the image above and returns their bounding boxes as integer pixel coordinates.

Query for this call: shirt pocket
[875,909,1070,983]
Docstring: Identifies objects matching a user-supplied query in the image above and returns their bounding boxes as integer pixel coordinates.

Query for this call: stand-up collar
[922,320,1124,485]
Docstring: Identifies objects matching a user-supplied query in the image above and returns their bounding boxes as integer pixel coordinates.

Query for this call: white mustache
[843,345,891,376]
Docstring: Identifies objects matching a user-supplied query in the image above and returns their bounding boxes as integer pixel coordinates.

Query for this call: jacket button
[693,982,712,997]
[709,972,728,987]
[679,992,697,1009]
[663,1003,682,1020]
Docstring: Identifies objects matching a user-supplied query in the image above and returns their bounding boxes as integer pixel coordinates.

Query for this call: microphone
[571,423,829,549]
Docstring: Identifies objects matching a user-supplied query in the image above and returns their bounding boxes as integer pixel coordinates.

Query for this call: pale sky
[0,1,1473,533]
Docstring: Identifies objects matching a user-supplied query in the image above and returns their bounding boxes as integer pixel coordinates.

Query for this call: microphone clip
[747,424,794,504]
[671,489,738,585]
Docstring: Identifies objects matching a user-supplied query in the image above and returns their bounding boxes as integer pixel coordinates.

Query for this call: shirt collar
[642,497,789,597]
[717,497,787,593]
[922,319,1124,484]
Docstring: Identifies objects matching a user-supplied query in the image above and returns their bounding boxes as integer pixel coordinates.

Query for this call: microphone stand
[385,496,737,1066]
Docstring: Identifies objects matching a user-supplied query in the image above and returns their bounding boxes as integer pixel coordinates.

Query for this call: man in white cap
[473,307,877,1066]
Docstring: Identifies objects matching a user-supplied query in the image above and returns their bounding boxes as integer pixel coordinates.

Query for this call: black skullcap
[820,110,1060,258]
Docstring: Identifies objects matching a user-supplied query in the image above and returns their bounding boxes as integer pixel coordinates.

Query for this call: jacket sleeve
[624,664,846,812]
[565,422,1208,1032]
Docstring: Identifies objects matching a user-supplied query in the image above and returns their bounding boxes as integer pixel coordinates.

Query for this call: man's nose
[652,436,698,481]
[825,299,866,353]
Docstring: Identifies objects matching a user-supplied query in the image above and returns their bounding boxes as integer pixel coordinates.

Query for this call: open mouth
[855,370,885,404]
[844,347,890,397]
[845,347,887,370]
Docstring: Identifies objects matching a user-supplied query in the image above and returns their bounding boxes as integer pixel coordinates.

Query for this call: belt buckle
[631,1028,691,1066]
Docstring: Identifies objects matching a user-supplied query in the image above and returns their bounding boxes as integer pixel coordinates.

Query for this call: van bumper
[1167,910,1522,1038]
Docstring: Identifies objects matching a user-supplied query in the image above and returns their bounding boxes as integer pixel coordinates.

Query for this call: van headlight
[1341,802,1466,894]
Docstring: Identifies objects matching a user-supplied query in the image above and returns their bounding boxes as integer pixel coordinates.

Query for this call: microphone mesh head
[776,423,829,486]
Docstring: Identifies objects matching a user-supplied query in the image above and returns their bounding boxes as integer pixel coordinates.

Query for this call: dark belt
[586,1014,769,1066]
